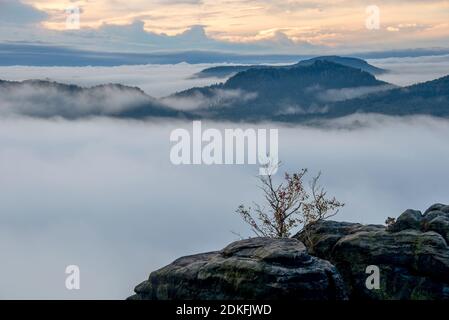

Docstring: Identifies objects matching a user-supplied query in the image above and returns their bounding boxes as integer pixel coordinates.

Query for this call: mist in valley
[1,57,449,298]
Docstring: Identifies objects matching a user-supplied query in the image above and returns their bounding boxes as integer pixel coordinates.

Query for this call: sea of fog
[1,115,449,299]
[1,56,449,299]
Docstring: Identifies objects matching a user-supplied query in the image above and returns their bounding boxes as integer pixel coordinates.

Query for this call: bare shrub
[236,168,344,238]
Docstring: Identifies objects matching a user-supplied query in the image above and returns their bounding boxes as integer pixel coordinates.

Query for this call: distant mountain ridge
[1,57,448,122]
[295,56,387,75]
[327,74,449,118]
[180,59,449,122]
[0,79,187,119]
[177,60,391,121]
[193,55,387,79]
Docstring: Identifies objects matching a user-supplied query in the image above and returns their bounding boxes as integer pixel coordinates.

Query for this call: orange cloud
[22,0,449,48]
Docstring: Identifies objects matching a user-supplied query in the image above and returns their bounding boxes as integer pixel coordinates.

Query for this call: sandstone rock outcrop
[129,237,347,300]
[295,204,449,299]
[129,204,449,300]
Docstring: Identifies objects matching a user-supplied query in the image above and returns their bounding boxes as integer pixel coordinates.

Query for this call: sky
[1,0,449,53]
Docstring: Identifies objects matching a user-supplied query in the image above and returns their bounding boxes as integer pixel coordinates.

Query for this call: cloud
[0,80,155,118]
[0,63,225,97]
[0,0,48,24]
[275,104,329,116]
[386,23,430,33]
[92,23,229,51]
[318,85,396,102]
[1,114,449,298]
[75,22,322,53]
[161,88,258,110]
[370,54,449,86]
[0,18,322,54]
[26,0,449,53]
[0,0,447,55]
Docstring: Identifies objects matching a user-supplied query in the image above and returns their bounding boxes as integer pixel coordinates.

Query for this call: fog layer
[1,115,448,299]
[0,63,225,98]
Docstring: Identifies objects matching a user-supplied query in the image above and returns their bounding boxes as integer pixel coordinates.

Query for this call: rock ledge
[129,237,347,300]
[129,204,449,300]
